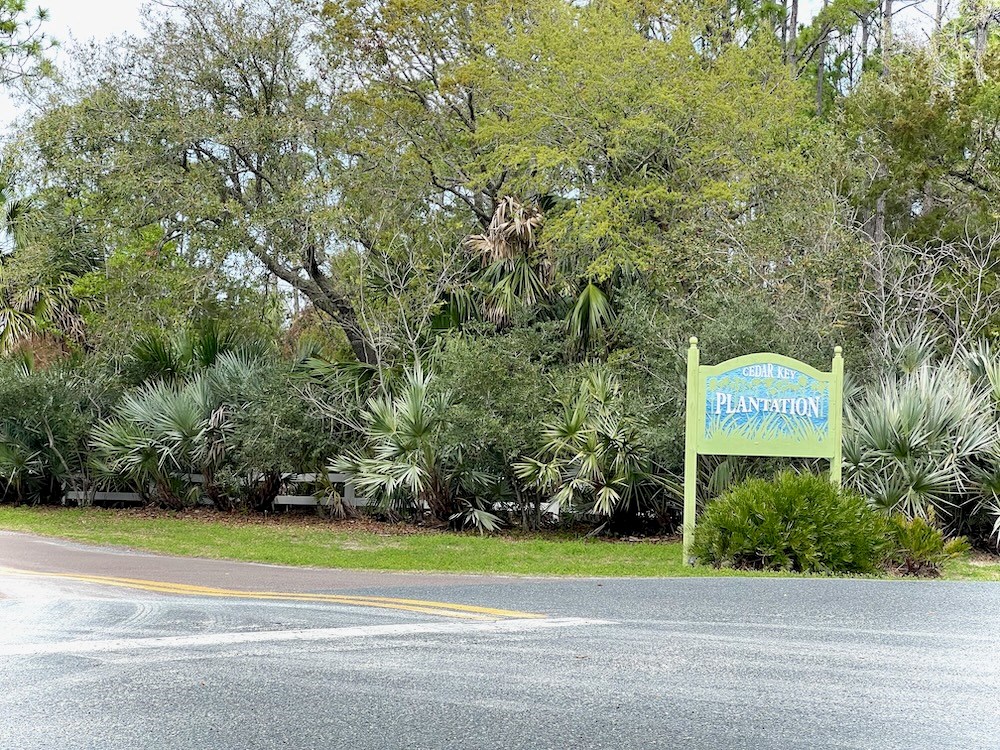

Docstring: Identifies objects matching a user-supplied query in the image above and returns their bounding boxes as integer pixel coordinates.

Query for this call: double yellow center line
[0,567,545,621]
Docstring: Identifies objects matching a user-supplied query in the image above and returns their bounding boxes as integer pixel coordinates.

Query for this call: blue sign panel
[703,363,831,442]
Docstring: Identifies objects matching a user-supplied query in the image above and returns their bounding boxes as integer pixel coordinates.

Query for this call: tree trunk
[781,0,789,49]
[251,471,282,513]
[816,0,828,116]
[788,0,799,66]
[816,53,825,116]
[874,193,887,245]
[310,292,378,365]
[974,20,988,83]
[421,475,455,523]
[246,238,378,365]
[304,240,379,365]
[860,18,869,69]
[876,0,891,246]
[882,0,893,77]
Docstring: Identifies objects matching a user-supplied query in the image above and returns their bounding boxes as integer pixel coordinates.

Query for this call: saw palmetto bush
[843,365,995,524]
[91,352,265,509]
[125,320,269,385]
[885,516,970,577]
[0,361,90,504]
[963,340,1000,543]
[515,368,666,523]
[92,378,216,507]
[692,471,889,574]
[332,365,500,530]
[843,336,1000,542]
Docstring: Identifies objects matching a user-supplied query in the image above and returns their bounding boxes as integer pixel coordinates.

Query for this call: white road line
[0,617,613,657]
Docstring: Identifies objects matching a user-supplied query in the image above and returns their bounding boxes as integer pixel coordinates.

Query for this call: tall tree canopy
[10,0,866,362]
[0,0,994,367]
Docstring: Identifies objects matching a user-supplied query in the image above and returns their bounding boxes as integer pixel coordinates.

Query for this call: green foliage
[125,321,267,385]
[0,362,91,503]
[0,0,52,84]
[13,0,379,362]
[435,325,558,469]
[885,516,971,577]
[0,193,83,354]
[465,196,551,327]
[473,3,822,283]
[1,0,998,543]
[432,324,567,527]
[568,283,615,353]
[692,471,888,574]
[224,366,346,487]
[844,362,995,529]
[70,231,274,354]
[91,351,271,509]
[843,42,1000,239]
[515,368,668,521]
[333,365,500,529]
[841,333,1000,544]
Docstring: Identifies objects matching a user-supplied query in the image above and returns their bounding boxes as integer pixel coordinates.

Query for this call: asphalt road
[1,530,998,750]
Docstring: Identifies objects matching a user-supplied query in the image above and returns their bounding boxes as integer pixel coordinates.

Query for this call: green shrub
[843,364,995,526]
[515,368,668,523]
[885,516,970,577]
[843,335,1000,544]
[0,363,92,504]
[332,365,502,531]
[692,471,888,574]
[91,351,271,510]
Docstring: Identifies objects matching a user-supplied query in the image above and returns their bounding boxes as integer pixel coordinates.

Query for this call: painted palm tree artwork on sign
[701,366,831,453]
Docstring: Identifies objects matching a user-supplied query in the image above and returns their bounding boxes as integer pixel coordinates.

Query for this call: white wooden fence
[63,472,367,509]
[273,472,368,509]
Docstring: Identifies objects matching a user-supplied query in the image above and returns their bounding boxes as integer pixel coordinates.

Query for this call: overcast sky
[44,0,144,46]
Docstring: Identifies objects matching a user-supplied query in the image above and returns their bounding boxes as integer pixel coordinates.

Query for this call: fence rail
[62,473,367,509]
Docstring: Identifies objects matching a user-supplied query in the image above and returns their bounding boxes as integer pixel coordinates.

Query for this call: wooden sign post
[682,339,844,563]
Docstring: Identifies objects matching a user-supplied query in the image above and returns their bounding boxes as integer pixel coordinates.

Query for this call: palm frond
[568,283,615,351]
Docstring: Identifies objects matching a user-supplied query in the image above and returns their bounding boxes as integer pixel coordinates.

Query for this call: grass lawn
[1,506,998,581]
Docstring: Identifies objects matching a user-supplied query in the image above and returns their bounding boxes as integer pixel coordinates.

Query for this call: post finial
[689,336,698,346]
[834,345,843,355]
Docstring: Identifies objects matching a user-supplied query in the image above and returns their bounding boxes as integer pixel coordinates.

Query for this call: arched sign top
[698,351,833,382]
[682,339,845,563]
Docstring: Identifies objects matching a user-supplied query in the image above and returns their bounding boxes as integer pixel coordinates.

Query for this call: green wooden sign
[682,339,844,563]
